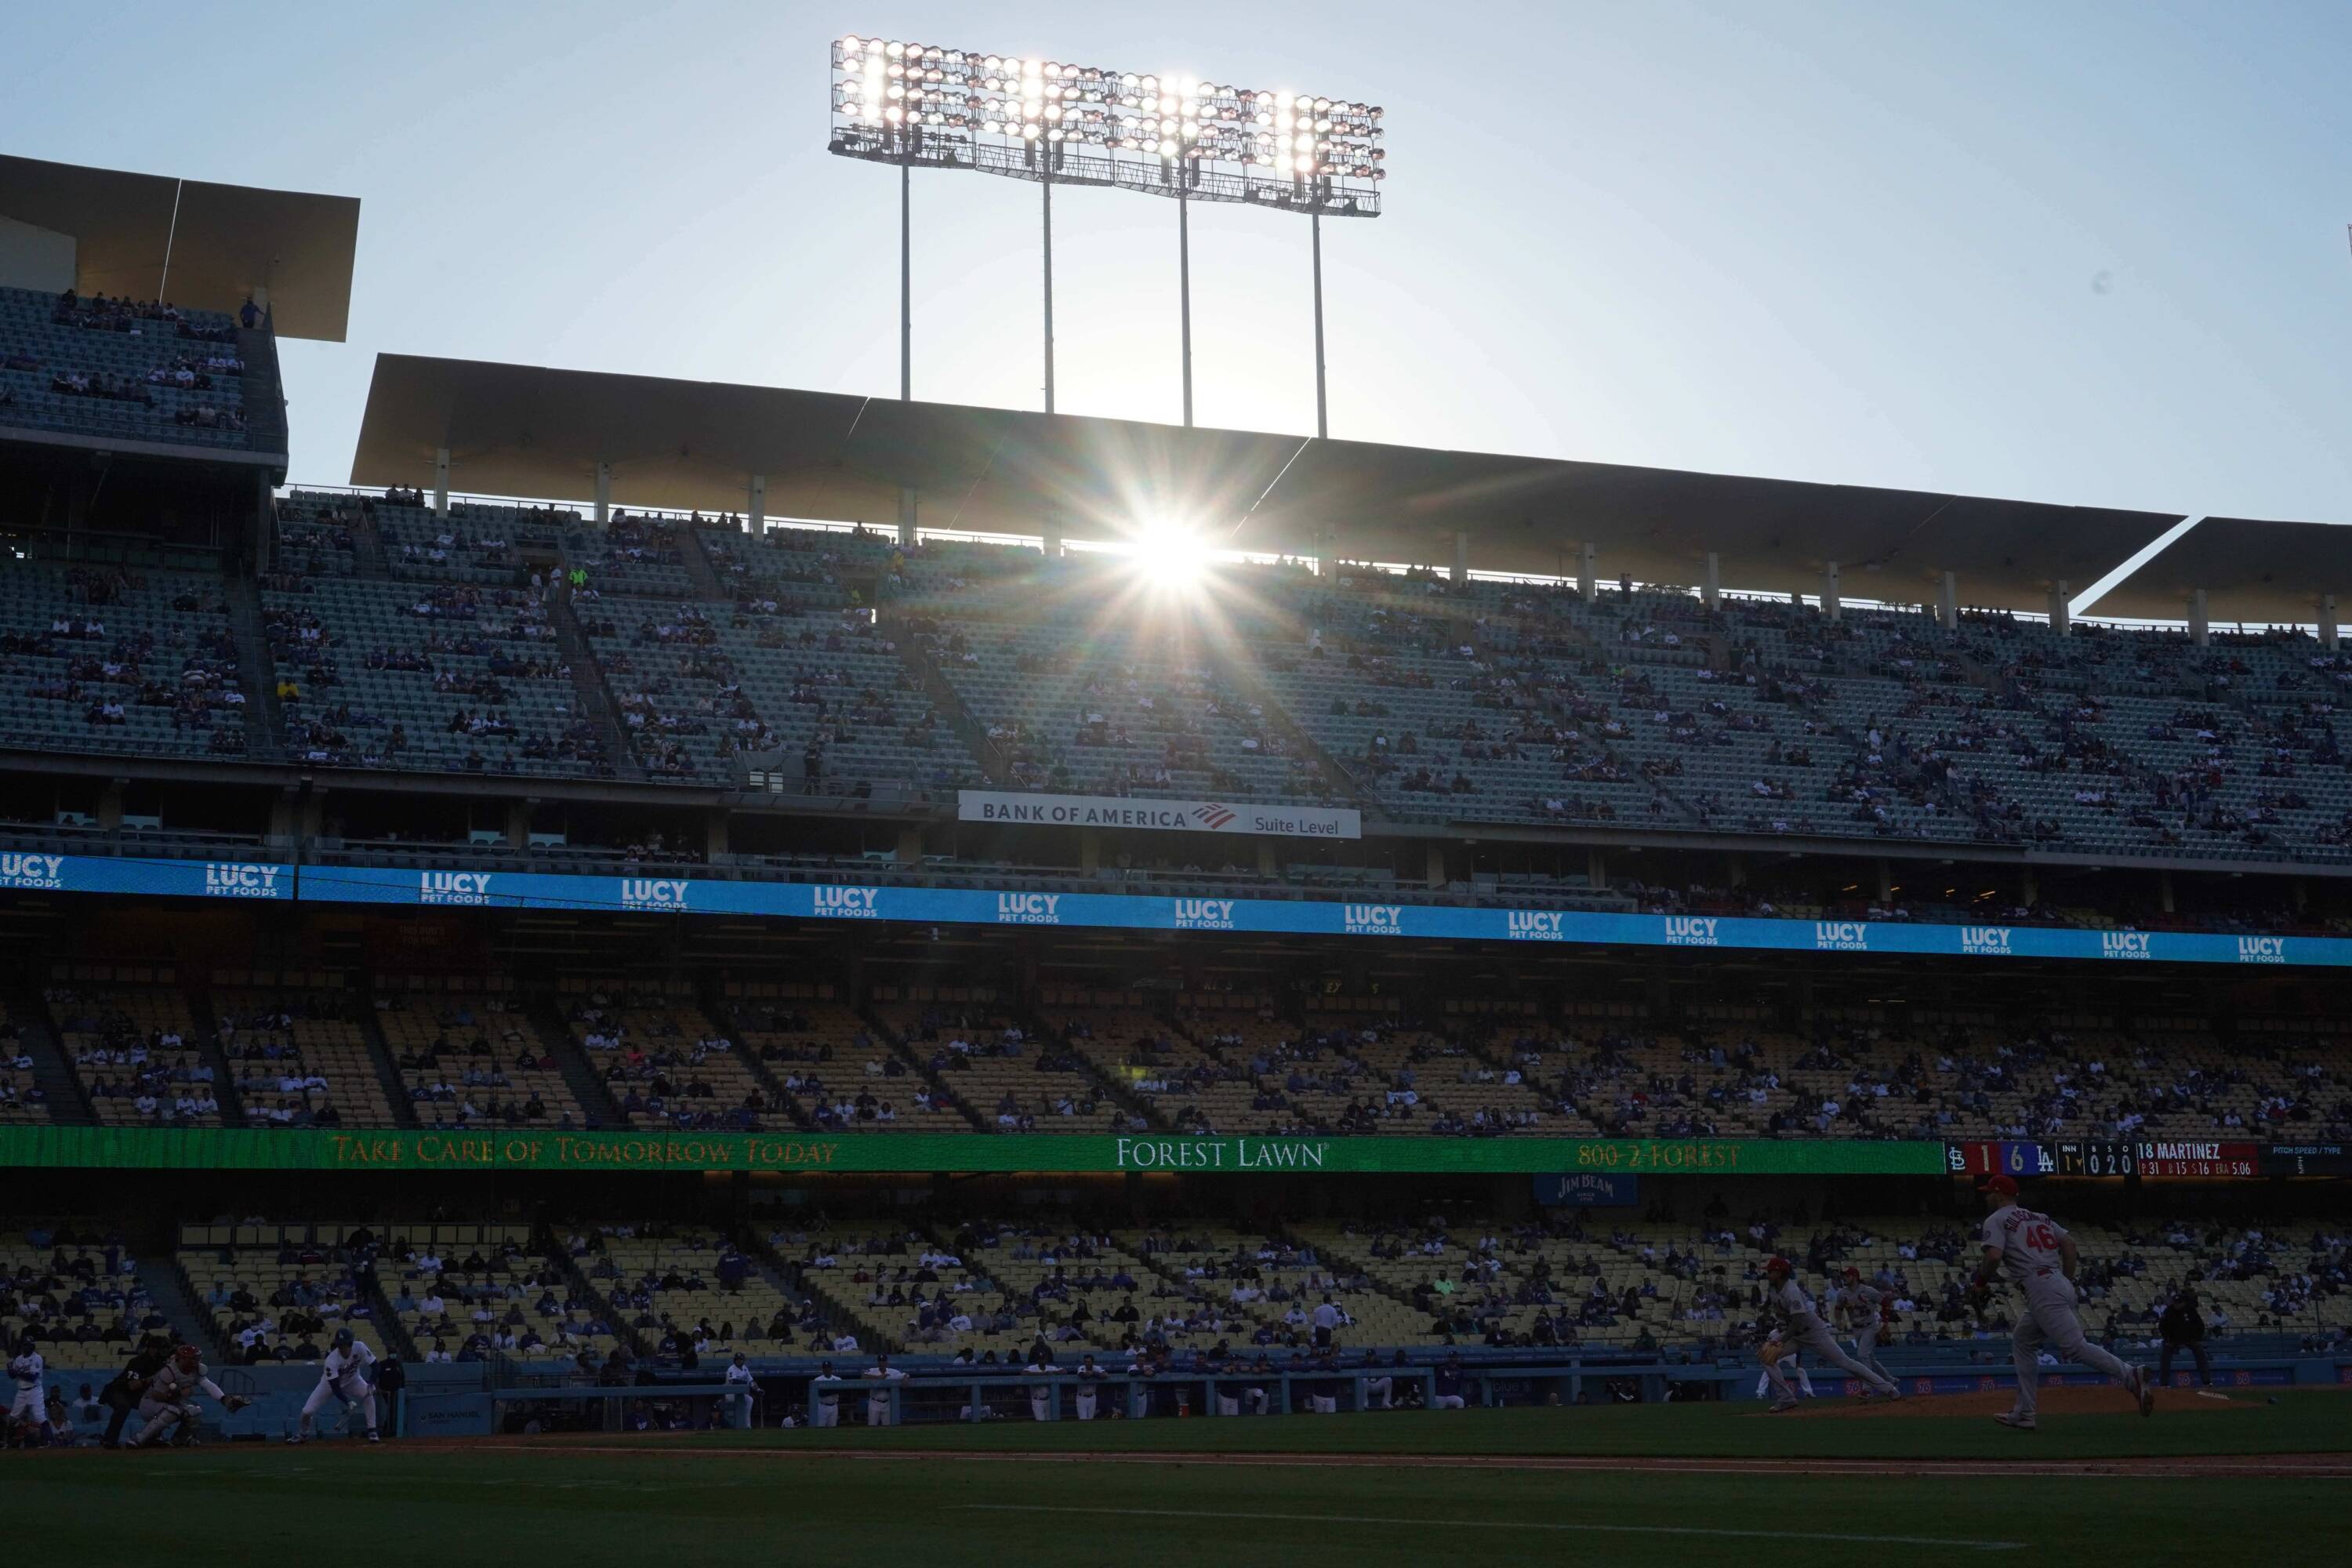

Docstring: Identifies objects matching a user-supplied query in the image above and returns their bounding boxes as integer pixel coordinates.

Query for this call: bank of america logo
[1193,803,1238,829]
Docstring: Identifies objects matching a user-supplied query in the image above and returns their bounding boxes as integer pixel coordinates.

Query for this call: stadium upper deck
[5,488,2350,877]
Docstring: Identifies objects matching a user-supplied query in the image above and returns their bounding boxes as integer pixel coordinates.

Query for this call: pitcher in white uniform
[1971,1173,2153,1431]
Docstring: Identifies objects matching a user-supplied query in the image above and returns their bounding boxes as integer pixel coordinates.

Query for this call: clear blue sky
[9,0,2352,525]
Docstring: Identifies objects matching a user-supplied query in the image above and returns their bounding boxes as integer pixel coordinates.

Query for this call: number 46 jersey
[1981,1203,2067,1283]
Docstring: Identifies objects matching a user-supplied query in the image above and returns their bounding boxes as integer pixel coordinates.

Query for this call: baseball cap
[1764,1255,1791,1274]
[1984,1174,2019,1197]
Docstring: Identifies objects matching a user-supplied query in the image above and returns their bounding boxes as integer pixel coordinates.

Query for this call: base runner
[1762,1258,1900,1400]
[126,1345,250,1446]
[1834,1267,1896,1385]
[1972,1174,2153,1430]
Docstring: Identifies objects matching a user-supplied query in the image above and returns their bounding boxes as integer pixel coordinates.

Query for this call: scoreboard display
[1945,1139,2347,1179]
[2052,1142,2137,1177]
[2132,1140,2259,1178]
[2262,1143,2352,1177]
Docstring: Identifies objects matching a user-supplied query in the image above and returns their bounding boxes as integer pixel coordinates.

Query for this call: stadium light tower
[829,35,1385,434]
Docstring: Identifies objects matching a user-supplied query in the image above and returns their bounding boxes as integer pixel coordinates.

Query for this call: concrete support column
[1822,562,1842,622]
[2189,589,2209,647]
[2159,869,2176,915]
[2048,581,2071,638]
[1702,552,1722,613]
[2020,867,2038,908]
[1450,530,1469,586]
[1587,848,1607,891]
[1875,856,1893,904]
[1425,843,1448,890]
[1725,851,1746,887]
[2319,594,2339,651]
[896,485,917,549]
[704,809,729,861]
[266,791,297,848]
[505,800,531,850]
[433,448,451,517]
[1080,829,1102,877]
[1577,543,1596,602]
[1256,840,1278,877]
[97,780,125,831]
[895,826,924,865]
[593,463,612,527]
[749,474,766,535]
[1937,571,1958,631]
[1043,515,1063,560]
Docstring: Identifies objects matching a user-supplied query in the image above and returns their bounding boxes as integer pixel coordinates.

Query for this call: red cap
[1842,1267,1860,1282]
[1765,1255,1791,1275]
[1984,1174,2019,1198]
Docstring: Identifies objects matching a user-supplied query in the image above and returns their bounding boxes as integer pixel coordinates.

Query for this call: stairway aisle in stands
[860,1006,990,1131]
[145,1254,230,1362]
[5,975,97,1123]
[546,589,645,782]
[890,621,1013,786]
[345,503,393,576]
[222,575,289,761]
[354,999,423,1128]
[182,989,246,1125]
[678,523,730,601]
[528,1004,629,1127]
[1206,642,1374,811]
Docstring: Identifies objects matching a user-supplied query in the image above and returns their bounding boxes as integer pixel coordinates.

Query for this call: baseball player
[1024,1354,1062,1421]
[1073,1354,1105,1421]
[6,1335,44,1426]
[1753,1326,1815,1409]
[1761,1257,1900,1400]
[1971,1174,2153,1430]
[808,1362,842,1428]
[126,1345,251,1446]
[862,1352,904,1426]
[723,1352,757,1428]
[287,1328,379,1444]
[1833,1267,1896,1385]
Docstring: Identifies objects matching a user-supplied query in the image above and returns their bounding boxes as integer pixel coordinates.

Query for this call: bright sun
[1125,515,1212,586]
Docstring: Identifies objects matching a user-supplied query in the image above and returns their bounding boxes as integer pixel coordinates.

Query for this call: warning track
[412,1442,2352,1479]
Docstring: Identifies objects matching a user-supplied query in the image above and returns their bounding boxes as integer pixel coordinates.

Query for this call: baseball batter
[1972,1174,2153,1430]
[1832,1267,1896,1384]
[126,1345,251,1446]
[1761,1257,1900,1399]
[6,1335,44,1425]
[287,1328,380,1444]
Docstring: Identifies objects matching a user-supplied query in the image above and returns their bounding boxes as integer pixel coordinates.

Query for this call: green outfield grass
[0,1395,2341,1568]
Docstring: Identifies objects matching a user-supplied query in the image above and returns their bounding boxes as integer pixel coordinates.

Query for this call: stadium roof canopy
[351,353,2235,615]
[2084,515,2352,625]
[0,154,361,341]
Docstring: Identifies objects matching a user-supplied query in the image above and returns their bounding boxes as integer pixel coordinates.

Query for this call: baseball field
[2,1388,2342,1565]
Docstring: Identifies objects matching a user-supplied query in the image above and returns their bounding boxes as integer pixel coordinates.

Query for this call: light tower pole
[829,38,1384,427]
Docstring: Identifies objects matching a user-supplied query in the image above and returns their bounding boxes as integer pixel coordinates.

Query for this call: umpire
[100,1334,173,1449]
[2158,1284,2212,1387]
